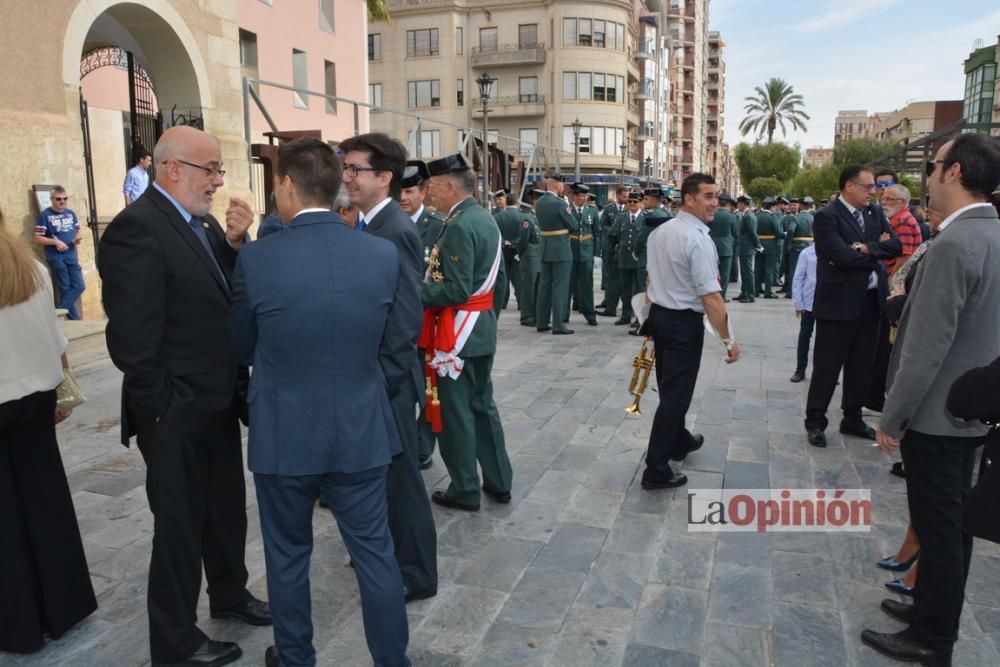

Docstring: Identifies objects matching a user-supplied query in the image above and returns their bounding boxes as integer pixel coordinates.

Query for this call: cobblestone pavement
[6,284,1000,667]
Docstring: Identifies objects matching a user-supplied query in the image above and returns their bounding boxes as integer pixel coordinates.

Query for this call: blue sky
[711,0,1000,149]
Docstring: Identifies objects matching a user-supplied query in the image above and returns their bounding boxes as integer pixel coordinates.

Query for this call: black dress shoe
[210,597,271,626]
[738,297,755,303]
[641,472,688,490]
[614,317,630,325]
[154,639,242,667]
[419,457,434,470]
[265,645,278,667]
[763,294,779,299]
[520,320,536,327]
[586,319,598,326]
[483,485,512,504]
[840,422,876,440]
[877,551,919,572]
[403,586,437,603]
[553,329,575,335]
[860,629,951,666]
[674,434,704,461]
[431,490,479,512]
[880,598,917,624]
[789,371,805,383]
[890,461,905,478]
[807,429,827,447]
[536,326,552,332]
[596,310,617,317]
[318,497,329,509]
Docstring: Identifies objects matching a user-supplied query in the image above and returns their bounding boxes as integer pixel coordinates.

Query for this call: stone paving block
[561,488,626,530]
[576,551,653,611]
[701,622,772,667]
[682,439,729,475]
[526,469,585,504]
[586,406,628,429]
[828,534,889,589]
[496,567,586,631]
[620,479,676,514]
[723,460,770,489]
[715,532,772,567]
[769,531,831,556]
[707,563,772,629]
[550,446,602,473]
[632,584,707,653]
[728,435,769,464]
[772,550,838,608]
[86,507,155,550]
[773,602,847,667]
[607,511,666,556]
[681,469,724,491]
[583,460,639,493]
[652,536,715,590]
[966,555,1000,607]
[569,423,617,448]
[496,498,564,541]
[417,583,508,637]
[456,536,544,593]
[532,524,609,574]
[436,514,499,559]
[621,643,700,666]
[547,605,633,667]
[466,621,557,667]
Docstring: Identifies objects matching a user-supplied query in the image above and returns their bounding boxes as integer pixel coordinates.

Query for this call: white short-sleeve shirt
[646,210,721,313]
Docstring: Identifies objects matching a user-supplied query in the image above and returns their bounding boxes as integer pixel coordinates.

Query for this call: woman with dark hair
[0,208,96,653]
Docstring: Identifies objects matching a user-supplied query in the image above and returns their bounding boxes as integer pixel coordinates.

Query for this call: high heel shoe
[877,551,919,571]
[885,578,915,596]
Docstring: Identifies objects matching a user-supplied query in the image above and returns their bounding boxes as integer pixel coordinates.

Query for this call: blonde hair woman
[0,209,96,653]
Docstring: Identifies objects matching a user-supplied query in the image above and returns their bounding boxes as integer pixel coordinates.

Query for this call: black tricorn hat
[718,191,735,204]
[401,160,429,188]
[776,196,790,205]
[643,188,661,198]
[493,188,509,198]
[628,190,643,201]
[737,194,752,203]
[762,196,775,206]
[427,153,472,176]
[802,196,815,204]
[569,183,590,194]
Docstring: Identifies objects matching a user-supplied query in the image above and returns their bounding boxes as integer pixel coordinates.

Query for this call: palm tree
[738,78,809,144]
[367,0,390,22]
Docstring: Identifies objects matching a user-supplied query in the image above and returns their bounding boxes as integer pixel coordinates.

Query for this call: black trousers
[0,390,96,653]
[902,430,982,652]
[804,291,880,432]
[643,306,704,482]
[795,310,815,374]
[865,314,892,411]
[133,408,250,662]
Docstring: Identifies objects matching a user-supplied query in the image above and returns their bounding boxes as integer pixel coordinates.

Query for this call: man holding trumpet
[639,173,741,490]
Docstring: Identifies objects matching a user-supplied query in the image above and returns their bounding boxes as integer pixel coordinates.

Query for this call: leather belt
[758,235,776,240]
[792,236,813,241]
[570,234,593,241]
[540,229,569,237]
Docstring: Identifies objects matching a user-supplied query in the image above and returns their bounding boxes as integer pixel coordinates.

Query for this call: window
[519,77,538,103]
[407,79,440,108]
[592,127,605,155]
[319,0,334,33]
[563,126,623,154]
[456,27,463,54]
[564,18,624,49]
[457,78,464,106]
[578,19,592,46]
[368,34,381,60]
[518,24,538,48]
[615,23,625,51]
[593,20,605,48]
[579,126,591,153]
[519,128,538,156]
[578,72,591,100]
[368,83,382,108]
[563,19,576,46]
[593,73,605,101]
[324,60,337,114]
[562,71,625,103]
[486,77,499,103]
[479,27,498,52]
[239,29,258,81]
[292,49,308,109]
[563,72,576,100]
[408,130,441,158]
[406,28,439,57]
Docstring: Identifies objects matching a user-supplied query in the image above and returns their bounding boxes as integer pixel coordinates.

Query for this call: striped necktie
[852,209,864,234]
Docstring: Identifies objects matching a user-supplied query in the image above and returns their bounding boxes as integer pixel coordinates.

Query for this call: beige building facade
[664,0,709,180]
[833,109,870,145]
[869,100,962,144]
[804,147,833,169]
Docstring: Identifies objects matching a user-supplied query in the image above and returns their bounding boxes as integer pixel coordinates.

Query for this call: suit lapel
[147,188,230,297]
[834,200,865,242]
[364,199,399,236]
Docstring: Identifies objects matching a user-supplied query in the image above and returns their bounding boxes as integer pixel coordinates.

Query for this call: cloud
[797,0,900,33]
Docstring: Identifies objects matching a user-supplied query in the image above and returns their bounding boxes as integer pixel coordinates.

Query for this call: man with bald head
[99,126,268,667]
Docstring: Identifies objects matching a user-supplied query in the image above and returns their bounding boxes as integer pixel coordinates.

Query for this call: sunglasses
[875,180,894,188]
[52,196,68,202]
[926,159,945,176]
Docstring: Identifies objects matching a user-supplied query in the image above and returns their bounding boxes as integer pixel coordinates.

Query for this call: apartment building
[804,147,833,169]
[869,101,962,144]
[834,110,871,145]
[663,0,710,181]
[704,30,725,183]
[963,37,1000,134]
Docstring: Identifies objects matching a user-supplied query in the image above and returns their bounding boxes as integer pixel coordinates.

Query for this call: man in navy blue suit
[230,138,411,667]
[804,164,901,447]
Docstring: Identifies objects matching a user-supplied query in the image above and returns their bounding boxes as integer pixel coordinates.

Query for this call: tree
[833,138,899,167]
[746,177,785,202]
[738,78,810,144]
[786,164,840,202]
[368,0,390,22]
[733,142,801,188]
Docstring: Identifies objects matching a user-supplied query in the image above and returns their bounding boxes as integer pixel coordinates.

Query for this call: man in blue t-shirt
[34,185,86,319]
[123,148,152,205]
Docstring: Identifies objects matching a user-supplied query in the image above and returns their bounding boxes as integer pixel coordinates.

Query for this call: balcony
[627,58,640,82]
[635,79,654,101]
[470,42,546,68]
[636,40,655,59]
[636,121,654,140]
[471,94,545,118]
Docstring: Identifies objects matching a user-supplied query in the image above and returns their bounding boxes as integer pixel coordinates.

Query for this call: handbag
[56,367,87,411]
[963,430,1000,544]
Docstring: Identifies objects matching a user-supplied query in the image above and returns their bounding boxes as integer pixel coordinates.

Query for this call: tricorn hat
[569,183,590,194]
[401,160,429,188]
[426,153,472,176]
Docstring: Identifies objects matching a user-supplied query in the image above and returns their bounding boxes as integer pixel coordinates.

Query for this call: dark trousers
[619,268,641,319]
[795,310,815,373]
[901,430,982,653]
[134,409,250,662]
[386,385,437,595]
[47,253,85,319]
[254,466,410,667]
[755,251,777,297]
[536,259,571,333]
[501,256,519,308]
[643,306,704,482]
[738,255,755,299]
[571,258,596,320]
[0,390,96,654]
[804,291,880,432]
[518,269,539,323]
[602,259,624,315]
[717,255,733,298]
[866,315,892,411]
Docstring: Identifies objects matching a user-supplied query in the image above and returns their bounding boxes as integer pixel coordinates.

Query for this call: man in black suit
[804,164,901,447]
[99,126,268,667]
[339,133,438,602]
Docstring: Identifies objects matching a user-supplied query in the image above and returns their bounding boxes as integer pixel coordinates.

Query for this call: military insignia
[450,255,460,262]
[566,207,572,215]
[202,222,210,229]
[522,220,529,228]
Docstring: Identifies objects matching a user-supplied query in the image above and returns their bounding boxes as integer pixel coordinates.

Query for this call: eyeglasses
[51,196,68,202]
[875,180,894,188]
[343,164,380,177]
[925,159,945,176]
[851,180,876,191]
[172,159,226,178]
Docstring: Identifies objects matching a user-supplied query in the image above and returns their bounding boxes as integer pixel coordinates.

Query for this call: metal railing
[471,41,544,55]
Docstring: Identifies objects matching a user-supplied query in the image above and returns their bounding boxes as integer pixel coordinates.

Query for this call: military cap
[737,194,752,203]
[660,188,673,200]
[569,183,590,194]
[493,188,509,198]
[628,190,643,201]
[427,153,472,176]
[587,193,597,201]
[717,191,734,204]
[643,188,661,198]
[762,196,775,206]
[544,171,566,182]
[530,188,547,199]
[789,196,801,203]
[802,196,814,204]
[776,196,789,205]
[401,160,430,188]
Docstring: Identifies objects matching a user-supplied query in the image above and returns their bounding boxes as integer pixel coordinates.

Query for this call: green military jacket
[737,209,759,256]
[516,209,541,273]
[422,197,502,357]
[535,192,577,262]
[417,206,445,261]
[709,209,739,257]
[570,205,598,262]
[789,211,814,249]
[599,202,626,261]
[493,206,523,245]
[610,210,645,269]
[755,210,784,255]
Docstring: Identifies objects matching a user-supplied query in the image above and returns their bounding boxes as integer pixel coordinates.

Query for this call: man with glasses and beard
[34,186,85,319]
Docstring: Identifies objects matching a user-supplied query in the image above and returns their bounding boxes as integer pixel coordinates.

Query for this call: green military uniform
[779,210,796,292]
[709,207,739,299]
[568,203,599,323]
[786,210,814,300]
[598,201,623,296]
[422,196,512,507]
[534,191,577,333]
[494,205,525,313]
[415,206,445,464]
[754,206,784,298]
[609,209,645,322]
[737,206,759,301]
[516,208,541,325]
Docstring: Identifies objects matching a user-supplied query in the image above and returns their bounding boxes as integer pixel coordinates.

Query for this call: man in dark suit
[804,164,901,447]
[339,133,438,602]
[99,126,268,667]
[230,138,410,667]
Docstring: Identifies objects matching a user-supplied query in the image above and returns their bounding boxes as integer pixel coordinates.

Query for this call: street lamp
[644,157,652,186]
[619,142,628,184]
[571,118,583,182]
[476,72,496,206]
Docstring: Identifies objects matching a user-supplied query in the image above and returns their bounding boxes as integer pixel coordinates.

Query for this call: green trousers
[571,259,595,320]
[536,259,571,332]
[437,355,512,506]
[755,252,777,297]
[602,259,623,315]
[739,255,755,299]
[619,267,641,319]
[501,257,520,308]
[718,255,733,299]
[519,269,539,323]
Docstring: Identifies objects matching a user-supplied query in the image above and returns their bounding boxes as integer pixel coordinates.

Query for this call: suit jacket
[99,186,240,445]
[230,210,403,474]
[812,199,900,321]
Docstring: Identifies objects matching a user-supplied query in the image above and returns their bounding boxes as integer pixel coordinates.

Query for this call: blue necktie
[188,217,226,283]
[356,217,367,232]
[852,209,865,234]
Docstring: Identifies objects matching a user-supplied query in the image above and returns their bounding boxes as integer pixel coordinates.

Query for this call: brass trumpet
[625,338,655,415]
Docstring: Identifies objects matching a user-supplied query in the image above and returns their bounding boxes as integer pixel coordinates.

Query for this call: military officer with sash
[785,197,814,300]
[534,173,578,335]
[597,186,629,314]
[493,188,524,314]
[420,153,512,512]
[609,190,645,325]
[517,191,543,326]
[709,192,739,301]
[735,194,760,303]
[568,183,599,326]
[754,197,783,298]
